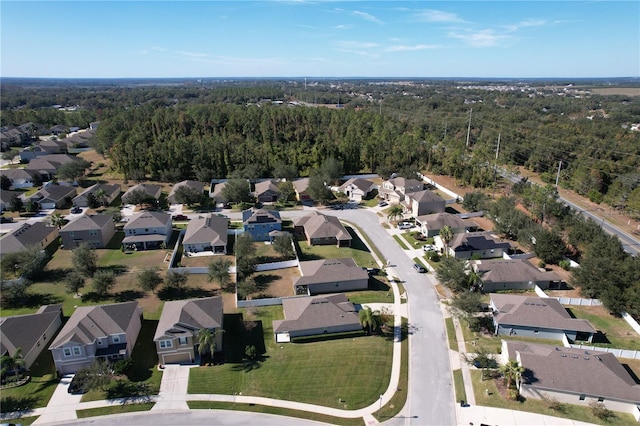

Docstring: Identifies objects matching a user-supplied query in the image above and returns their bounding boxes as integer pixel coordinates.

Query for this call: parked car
[0,216,14,223]
[172,214,189,221]
[378,200,388,207]
[413,263,427,273]
[398,222,414,230]
[422,244,436,252]
[70,206,82,214]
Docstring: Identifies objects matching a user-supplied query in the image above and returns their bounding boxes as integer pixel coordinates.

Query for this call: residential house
[154,296,223,364]
[242,208,282,242]
[253,179,280,203]
[443,231,511,259]
[0,305,63,370]
[0,168,38,189]
[72,183,121,208]
[501,340,640,420]
[25,154,76,181]
[36,139,67,154]
[0,189,21,212]
[273,293,362,343]
[415,212,472,238]
[0,126,30,147]
[59,214,116,249]
[472,259,561,293]
[89,121,100,130]
[208,181,228,205]
[182,214,228,254]
[49,124,69,135]
[293,258,369,295]
[26,184,76,209]
[338,177,376,202]
[378,176,423,203]
[167,180,205,204]
[403,190,446,217]
[122,211,172,250]
[294,211,352,247]
[490,293,596,342]
[292,178,311,201]
[0,222,59,255]
[48,301,143,375]
[19,145,51,162]
[122,183,162,204]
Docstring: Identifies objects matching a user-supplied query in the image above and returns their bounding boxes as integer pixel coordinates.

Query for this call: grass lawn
[187,401,364,426]
[402,231,433,249]
[566,306,640,351]
[470,370,637,425]
[297,226,377,268]
[1,415,39,425]
[445,317,457,350]
[188,305,393,410]
[374,318,408,422]
[392,235,409,250]
[0,347,59,412]
[76,402,155,418]
[452,369,466,403]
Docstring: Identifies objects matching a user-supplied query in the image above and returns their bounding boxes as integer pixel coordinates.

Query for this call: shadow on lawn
[157,286,216,301]
[1,291,62,310]
[0,395,38,414]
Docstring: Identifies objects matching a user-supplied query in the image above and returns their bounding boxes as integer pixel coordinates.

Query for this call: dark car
[172,214,189,221]
[413,263,427,273]
[0,216,14,223]
[70,206,82,214]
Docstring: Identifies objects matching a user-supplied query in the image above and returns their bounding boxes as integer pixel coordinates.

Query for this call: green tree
[197,328,224,355]
[9,195,23,212]
[237,277,258,299]
[277,180,295,204]
[92,269,115,296]
[56,159,91,182]
[500,360,525,396]
[65,272,85,296]
[173,185,204,206]
[138,267,163,293]
[121,189,156,206]
[0,246,49,281]
[72,243,98,277]
[165,270,188,289]
[439,225,454,257]
[320,157,343,186]
[0,348,25,382]
[74,360,113,393]
[462,191,488,212]
[235,232,257,281]
[272,234,294,259]
[448,291,483,325]
[435,257,469,292]
[272,161,298,180]
[207,258,232,289]
[386,204,404,223]
[307,169,333,204]
[94,188,108,206]
[0,175,11,190]
[531,228,566,265]
[47,212,66,229]
[358,306,383,335]
[221,178,251,204]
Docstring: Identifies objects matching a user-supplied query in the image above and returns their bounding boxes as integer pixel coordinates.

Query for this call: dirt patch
[181,254,235,268]
[248,267,300,299]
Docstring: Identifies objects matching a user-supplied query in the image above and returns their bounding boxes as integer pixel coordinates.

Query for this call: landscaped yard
[566,305,640,351]
[297,226,377,268]
[188,305,393,410]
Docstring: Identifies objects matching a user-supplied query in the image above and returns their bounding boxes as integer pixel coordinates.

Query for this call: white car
[398,222,414,230]
[423,244,437,252]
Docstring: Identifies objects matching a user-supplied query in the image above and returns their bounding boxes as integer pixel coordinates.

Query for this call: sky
[1,1,639,79]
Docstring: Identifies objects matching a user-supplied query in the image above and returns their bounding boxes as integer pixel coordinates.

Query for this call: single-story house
[338,177,376,202]
[19,145,51,162]
[293,258,369,295]
[293,178,311,201]
[49,301,143,375]
[0,189,21,212]
[182,214,228,254]
[443,231,511,259]
[415,212,472,238]
[0,222,59,255]
[208,181,228,205]
[49,124,69,135]
[502,340,640,420]
[403,190,446,217]
[490,293,596,342]
[0,304,63,370]
[59,214,116,249]
[273,293,361,343]
[25,154,76,181]
[253,179,280,203]
[242,208,282,242]
[36,139,67,154]
[154,296,224,365]
[167,180,205,204]
[122,211,172,250]
[0,168,38,189]
[378,176,423,203]
[121,183,162,204]
[26,184,77,209]
[294,211,352,247]
[473,259,561,292]
[72,183,121,208]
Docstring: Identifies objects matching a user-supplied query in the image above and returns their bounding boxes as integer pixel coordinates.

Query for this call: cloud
[333,24,351,30]
[177,51,208,58]
[335,40,379,49]
[448,29,509,48]
[385,44,438,52]
[335,48,379,58]
[352,10,384,25]
[417,9,466,23]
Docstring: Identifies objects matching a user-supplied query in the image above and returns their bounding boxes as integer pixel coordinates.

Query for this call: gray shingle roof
[183,214,228,246]
[474,259,560,284]
[294,211,351,242]
[504,340,640,403]
[0,222,57,254]
[167,180,205,203]
[31,184,77,202]
[0,305,62,357]
[123,183,162,200]
[449,231,512,252]
[124,211,171,230]
[338,177,374,193]
[49,301,139,348]
[415,212,470,230]
[154,296,223,341]
[273,293,359,334]
[61,214,113,232]
[242,208,281,224]
[294,258,368,286]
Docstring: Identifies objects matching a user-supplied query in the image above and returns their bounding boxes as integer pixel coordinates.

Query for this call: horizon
[1,1,638,79]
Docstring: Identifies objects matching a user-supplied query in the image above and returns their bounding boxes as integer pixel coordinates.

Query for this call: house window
[598,397,604,402]
[113,335,121,343]
[159,340,173,349]
[64,348,72,357]
[97,339,102,345]
[579,395,586,401]
[73,347,81,356]
[178,337,188,346]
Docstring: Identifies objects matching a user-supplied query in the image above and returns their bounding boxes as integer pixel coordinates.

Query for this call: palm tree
[48,212,66,230]
[386,204,404,224]
[500,360,525,394]
[197,328,224,355]
[94,188,107,207]
[359,307,383,335]
[1,348,25,382]
[439,225,454,257]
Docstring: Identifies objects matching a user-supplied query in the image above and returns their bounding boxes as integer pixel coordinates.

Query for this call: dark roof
[60,214,113,232]
[183,214,228,246]
[504,340,640,403]
[293,258,368,286]
[449,231,511,252]
[123,183,162,200]
[31,184,77,202]
[273,293,360,334]
[474,259,560,284]
[167,180,205,203]
[154,296,223,340]
[0,222,57,254]
[0,305,62,357]
[415,212,470,230]
[491,294,596,333]
[338,177,375,193]
[242,208,281,224]
[124,211,171,230]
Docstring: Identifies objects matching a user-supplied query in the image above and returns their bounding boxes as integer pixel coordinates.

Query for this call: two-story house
[403,190,446,217]
[338,177,376,202]
[182,214,229,254]
[48,301,142,375]
[72,183,121,208]
[242,208,282,242]
[59,214,116,249]
[122,211,172,250]
[378,176,423,204]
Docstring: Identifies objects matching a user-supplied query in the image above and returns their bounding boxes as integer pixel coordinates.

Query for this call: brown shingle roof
[294,258,368,286]
[474,259,560,284]
[294,211,351,242]
[154,296,223,341]
[415,212,470,229]
[273,293,359,334]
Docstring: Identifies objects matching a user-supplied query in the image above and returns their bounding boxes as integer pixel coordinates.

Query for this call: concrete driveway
[151,364,195,411]
[33,374,83,424]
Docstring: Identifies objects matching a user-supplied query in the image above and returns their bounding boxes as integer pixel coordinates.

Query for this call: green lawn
[374,318,408,422]
[445,317,457,350]
[1,415,39,425]
[297,226,377,267]
[0,347,59,413]
[392,235,409,250]
[76,402,155,418]
[452,369,466,403]
[470,370,637,425]
[188,305,393,410]
[566,306,640,351]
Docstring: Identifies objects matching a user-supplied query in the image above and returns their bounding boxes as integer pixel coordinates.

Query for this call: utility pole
[492,133,500,197]
[465,108,472,147]
[555,160,562,187]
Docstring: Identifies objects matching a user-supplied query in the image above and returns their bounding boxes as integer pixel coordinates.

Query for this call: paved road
[327,208,456,426]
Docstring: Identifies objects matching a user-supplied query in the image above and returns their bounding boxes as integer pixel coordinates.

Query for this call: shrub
[558,260,571,270]
[113,358,134,375]
[589,401,615,421]
[538,260,546,269]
